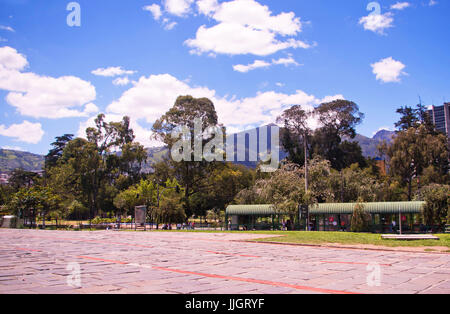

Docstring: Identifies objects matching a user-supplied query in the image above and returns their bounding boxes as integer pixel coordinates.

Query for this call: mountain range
[0,129,395,173]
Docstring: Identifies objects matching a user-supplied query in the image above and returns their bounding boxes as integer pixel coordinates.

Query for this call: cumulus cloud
[185,0,311,56]
[164,20,178,30]
[0,46,97,119]
[0,120,44,144]
[112,77,131,86]
[77,113,163,148]
[359,12,394,35]
[0,46,28,70]
[196,0,219,16]
[233,55,300,73]
[272,55,300,66]
[390,2,411,10]
[163,0,195,16]
[371,57,407,83]
[143,4,163,20]
[233,60,271,73]
[98,73,344,145]
[91,66,136,77]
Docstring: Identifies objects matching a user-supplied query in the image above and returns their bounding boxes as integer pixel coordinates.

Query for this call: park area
[0,228,449,294]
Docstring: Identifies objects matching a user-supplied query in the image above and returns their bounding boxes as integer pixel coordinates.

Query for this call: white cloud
[101,73,344,144]
[112,77,131,86]
[0,46,97,119]
[233,60,271,73]
[233,55,300,73]
[186,0,310,56]
[0,25,14,32]
[275,82,285,87]
[390,2,411,10]
[83,103,100,115]
[196,0,219,16]
[163,0,195,16]
[143,4,163,20]
[211,0,302,36]
[1,146,24,151]
[371,57,407,83]
[77,114,163,148]
[92,66,136,77]
[0,46,28,70]
[428,0,438,6]
[0,121,44,144]
[164,21,178,30]
[272,55,300,66]
[359,12,394,35]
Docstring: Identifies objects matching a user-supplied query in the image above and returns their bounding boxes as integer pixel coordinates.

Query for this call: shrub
[350,202,371,232]
[421,184,450,230]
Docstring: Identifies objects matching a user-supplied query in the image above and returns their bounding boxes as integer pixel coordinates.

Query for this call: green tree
[9,169,40,191]
[113,186,140,218]
[277,106,313,190]
[311,100,365,170]
[328,164,382,203]
[0,184,13,206]
[420,184,449,230]
[255,163,313,228]
[152,95,223,218]
[387,125,449,200]
[395,106,419,131]
[45,134,74,171]
[190,163,254,218]
[8,186,60,228]
[350,202,371,232]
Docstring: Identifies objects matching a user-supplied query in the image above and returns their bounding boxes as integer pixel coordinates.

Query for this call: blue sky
[0,0,448,155]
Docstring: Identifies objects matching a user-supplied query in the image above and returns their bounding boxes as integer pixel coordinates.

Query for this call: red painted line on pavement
[151,266,359,294]
[76,255,359,294]
[205,250,260,258]
[320,261,392,267]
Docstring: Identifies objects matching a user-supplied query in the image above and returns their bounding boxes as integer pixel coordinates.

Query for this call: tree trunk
[407,178,412,201]
[304,136,308,192]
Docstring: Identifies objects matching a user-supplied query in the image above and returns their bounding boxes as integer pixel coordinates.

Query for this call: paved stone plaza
[0,229,449,294]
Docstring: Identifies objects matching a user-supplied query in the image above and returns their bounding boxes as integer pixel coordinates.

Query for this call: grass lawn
[248,231,450,249]
[147,229,450,249]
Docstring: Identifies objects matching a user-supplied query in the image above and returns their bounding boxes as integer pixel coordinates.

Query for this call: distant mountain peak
[372,129,395,141]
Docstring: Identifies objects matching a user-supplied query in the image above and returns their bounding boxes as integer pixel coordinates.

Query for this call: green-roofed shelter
[225,202,426,233]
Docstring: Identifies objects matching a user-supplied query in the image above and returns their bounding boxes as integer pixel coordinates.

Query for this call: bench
[446,225,450,234]
[382,234,440,241]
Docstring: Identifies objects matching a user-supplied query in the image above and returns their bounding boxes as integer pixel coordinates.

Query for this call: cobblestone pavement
[0,229,449,294]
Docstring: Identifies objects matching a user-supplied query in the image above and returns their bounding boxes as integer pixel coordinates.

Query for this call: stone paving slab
[0,229,449,294]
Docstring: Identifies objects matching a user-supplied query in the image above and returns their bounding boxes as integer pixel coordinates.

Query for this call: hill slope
[0,130,395,172]
[0,149,45,172]
[345,130,395,158]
